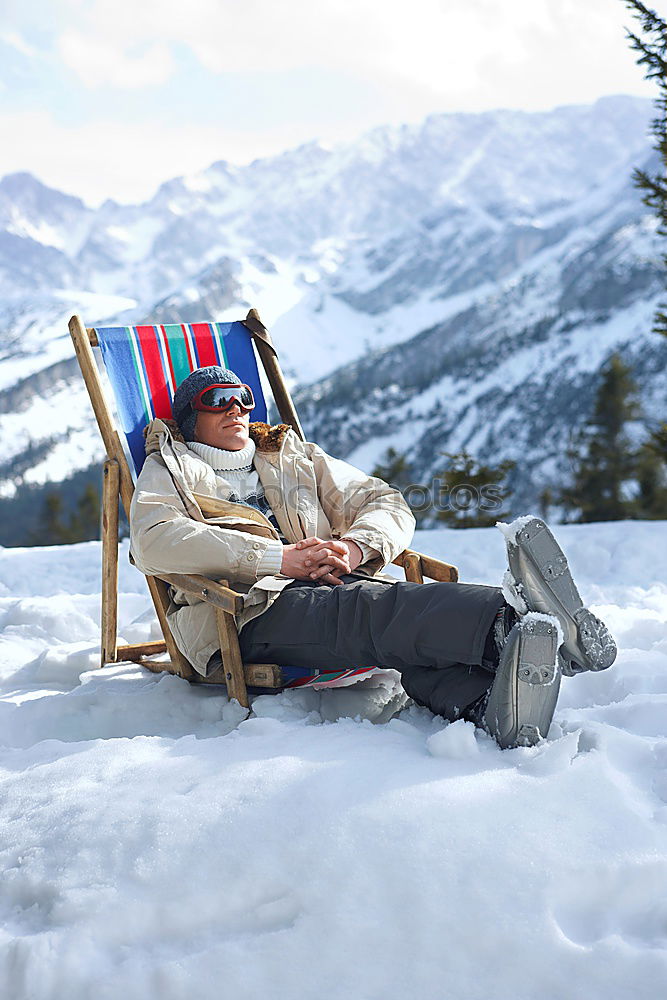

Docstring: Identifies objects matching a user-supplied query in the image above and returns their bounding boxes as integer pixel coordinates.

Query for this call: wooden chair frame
[70,309,459,708]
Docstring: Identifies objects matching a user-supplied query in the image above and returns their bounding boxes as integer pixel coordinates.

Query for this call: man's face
[194,403,250,451]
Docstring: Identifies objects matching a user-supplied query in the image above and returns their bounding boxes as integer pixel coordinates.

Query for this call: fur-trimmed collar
[249,421,291,452]
[145,418,291,453]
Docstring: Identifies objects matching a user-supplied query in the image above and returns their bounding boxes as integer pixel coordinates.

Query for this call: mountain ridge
[0,94,663,542]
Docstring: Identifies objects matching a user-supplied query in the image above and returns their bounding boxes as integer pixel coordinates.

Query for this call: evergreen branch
[653,310,667,336]
[624,1,667,344]
[625,30,667,77]
[624,0,667,38]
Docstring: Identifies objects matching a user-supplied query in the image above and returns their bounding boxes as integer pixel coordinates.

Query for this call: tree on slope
[372,447,413,494]
[41,492,75,545]
[372,447,429,524]
[625,1,667,464]
[560,355,641,521]
[34,482,102,545]
[70,483,102,542]
[435,451,515,529]
[633,440,667,517]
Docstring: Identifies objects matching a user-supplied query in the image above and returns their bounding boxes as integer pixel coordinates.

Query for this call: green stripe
[163,324,192,386]
[213,324,229,367]
[127,327,152,424]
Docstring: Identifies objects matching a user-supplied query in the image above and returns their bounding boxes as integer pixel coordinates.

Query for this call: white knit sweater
[189,439,284,577]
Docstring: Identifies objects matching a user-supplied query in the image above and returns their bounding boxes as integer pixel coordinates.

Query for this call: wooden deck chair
[69,309,459,708]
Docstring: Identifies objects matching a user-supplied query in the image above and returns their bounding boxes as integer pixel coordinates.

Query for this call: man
[130,366,617,749]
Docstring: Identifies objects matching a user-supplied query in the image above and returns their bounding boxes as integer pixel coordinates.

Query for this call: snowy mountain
[1,519,667,996]
[0,95,664,541]
[297,150,666,513]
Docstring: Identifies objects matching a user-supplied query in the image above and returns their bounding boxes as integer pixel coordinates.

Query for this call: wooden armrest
[159,573,245,614]
[393,549,459,583]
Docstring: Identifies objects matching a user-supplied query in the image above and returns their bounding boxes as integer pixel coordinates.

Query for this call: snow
[502,568,529,614]
[497,513,536,544]
[1,520,666,997]
[345,287,664,482]
[0,291,137,393]
[6,216,68,251]
[104,219,166,264]
[22,428,105,489]
[522,610,565,670]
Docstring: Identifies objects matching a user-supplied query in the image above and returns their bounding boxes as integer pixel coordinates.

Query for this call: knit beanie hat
[172,366,242,441]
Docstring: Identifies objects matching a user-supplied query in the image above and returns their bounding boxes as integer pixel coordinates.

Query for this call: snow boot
[483,615,561,749]
[502,517,617,676]
[481,603,519,671]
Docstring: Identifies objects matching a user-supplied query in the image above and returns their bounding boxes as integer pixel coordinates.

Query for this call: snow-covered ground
[1,520,666,999]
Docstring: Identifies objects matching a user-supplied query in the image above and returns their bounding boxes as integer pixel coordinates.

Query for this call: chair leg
[148,577,196,680]
[101,459,120,667]
[215,607,250,708]
[403,552,424,584]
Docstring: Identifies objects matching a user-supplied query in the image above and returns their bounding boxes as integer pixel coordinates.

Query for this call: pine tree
[539,487,554,522]
[560,355,640,521]
[652,422,667,463]
[33,483,102,545]
[625,2,667,337]
[633,440,667,517]
[434,451,514,529]
[70,483,102,541]
[625,3,667,479]
[371,447,412,492]
[42,492,73,545]
[372,447,430,523]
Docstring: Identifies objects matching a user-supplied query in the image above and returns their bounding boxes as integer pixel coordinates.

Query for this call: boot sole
[484,617,561,750]
[506,518,616,674]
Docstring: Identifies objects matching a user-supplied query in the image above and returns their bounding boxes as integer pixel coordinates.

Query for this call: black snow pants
[238,575,505,722]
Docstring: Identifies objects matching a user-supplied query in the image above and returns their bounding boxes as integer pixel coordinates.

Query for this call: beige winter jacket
[130,418,416,675]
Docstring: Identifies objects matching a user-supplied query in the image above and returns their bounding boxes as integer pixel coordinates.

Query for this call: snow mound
[0,521,666,998]
[427,719,480,759]
[495,512,538,545]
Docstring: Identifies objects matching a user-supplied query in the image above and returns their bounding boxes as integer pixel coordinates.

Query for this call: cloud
[0,0,662,203]
[47,0,663,103]
[0,109,332,204]
[57,30,174,88]
[0,30,38,58]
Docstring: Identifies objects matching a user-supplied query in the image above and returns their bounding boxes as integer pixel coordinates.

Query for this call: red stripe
[160,325,177,391]
[135,326,171,418]
[182,325,196,370]
[285,667,377,689]
[191,323,218,367]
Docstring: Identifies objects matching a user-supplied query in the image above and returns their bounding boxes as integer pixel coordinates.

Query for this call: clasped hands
[280,536,363,586]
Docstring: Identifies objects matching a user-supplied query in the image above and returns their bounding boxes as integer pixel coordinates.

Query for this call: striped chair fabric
[96,321,267,476]
[95,320,382,691]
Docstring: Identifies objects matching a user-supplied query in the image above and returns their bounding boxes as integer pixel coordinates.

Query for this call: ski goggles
[190,383,255,413]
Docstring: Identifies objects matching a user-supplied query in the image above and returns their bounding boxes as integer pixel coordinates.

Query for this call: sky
[0,0,665,206]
